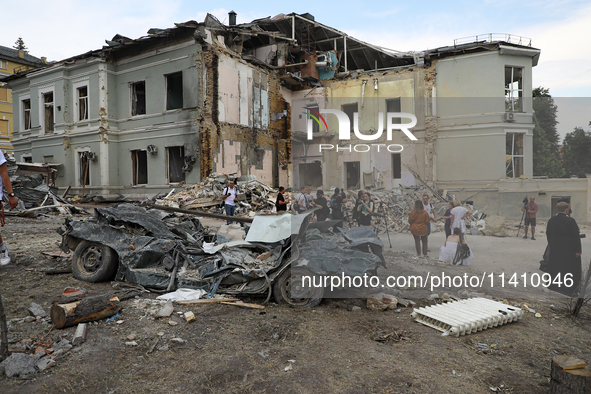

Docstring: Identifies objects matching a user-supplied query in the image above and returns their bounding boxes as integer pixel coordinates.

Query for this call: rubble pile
[154,174,278,217]
[344,185,489,235]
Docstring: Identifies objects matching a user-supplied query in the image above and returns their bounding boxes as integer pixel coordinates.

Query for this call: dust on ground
[1,211,591,394]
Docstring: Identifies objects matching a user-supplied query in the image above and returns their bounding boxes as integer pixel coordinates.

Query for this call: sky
[2,0,589,140]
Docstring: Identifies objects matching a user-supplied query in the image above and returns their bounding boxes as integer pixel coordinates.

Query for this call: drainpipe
[292,15,295,40]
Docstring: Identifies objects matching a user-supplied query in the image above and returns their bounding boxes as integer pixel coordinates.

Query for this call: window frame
[38,86,55,134]
[505,66,523,112]
[166,146,185,184]
[506,132,525,178]
[20,94,32,132]
[73,80,90,122]
[130,81,146,116]
[165,72,184,111]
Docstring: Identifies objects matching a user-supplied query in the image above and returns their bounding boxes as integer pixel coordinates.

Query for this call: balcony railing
[454,34,532,47]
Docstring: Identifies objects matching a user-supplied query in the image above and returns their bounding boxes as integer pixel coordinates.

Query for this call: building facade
[0,45,45,153]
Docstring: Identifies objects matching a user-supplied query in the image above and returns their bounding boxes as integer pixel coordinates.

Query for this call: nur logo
[304,108,418,153]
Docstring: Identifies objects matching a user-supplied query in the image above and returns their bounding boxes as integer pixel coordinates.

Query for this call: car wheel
[273,267,324,308]
[72,240,118,283]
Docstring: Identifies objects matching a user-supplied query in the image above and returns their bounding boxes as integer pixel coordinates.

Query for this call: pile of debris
[344,185,489,235]
[154,174,278,217]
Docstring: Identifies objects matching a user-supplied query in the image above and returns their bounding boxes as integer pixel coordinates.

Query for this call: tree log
[550,355,591,393]
[51,295,121,329]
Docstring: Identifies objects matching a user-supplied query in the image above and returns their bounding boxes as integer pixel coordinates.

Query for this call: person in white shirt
[0,151,19,266]
[221,180,237,225]
[450,199,472,234]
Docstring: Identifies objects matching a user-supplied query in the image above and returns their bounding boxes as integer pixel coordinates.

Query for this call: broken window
[77,86,88,121]
[392,153,401,179]
[166,72,183,110]
[43,92,54,133]
[251,148,265,170]
[22,99,31,130]
[345,161,360,189]
[506,133,524,178]
[132,150,148,185]
[79,152,90,186]
[167,146,185,183]
[342,103,358,134]
[307,105,320,134]
[131,81,146,116]
[23,156,33,163]
[386,98,401,125]
[505,66,523,112]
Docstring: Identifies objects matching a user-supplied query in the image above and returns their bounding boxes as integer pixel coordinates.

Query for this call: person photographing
[221,180,237,224]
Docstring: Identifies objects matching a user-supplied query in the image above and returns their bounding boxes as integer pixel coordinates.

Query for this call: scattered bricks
[28,302,47,318]
[34,346,45,357]
[36,357,56,372]
[397,298,416,308]
[72,323,87,346]
[184,311,196,323]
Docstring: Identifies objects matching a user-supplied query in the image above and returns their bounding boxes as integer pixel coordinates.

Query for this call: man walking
[521,196,538,240]
[221,180,237,224]
[422,194,437,251]
[546,201,582,296]
[0,151,18,265]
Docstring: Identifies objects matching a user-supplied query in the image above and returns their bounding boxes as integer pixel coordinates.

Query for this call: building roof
[0,45,45,67]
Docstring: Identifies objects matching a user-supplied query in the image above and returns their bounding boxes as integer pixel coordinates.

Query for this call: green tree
[532,87,564,177]
[13,37,27,51]
[561,127,591,177]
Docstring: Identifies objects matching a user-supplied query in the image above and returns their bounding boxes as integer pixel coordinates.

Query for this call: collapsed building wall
[198,37,290,187]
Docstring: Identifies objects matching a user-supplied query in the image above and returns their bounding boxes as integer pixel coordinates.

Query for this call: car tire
[72,240,118,283]
[273,266,324,308]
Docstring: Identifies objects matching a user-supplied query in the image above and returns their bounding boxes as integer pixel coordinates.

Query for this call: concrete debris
[0,353,37,378]
[36,357,57,372]
[154,173,278,217]
[28,302,47,318]
[72,323,87,346]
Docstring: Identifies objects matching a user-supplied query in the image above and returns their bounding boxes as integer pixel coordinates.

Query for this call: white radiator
[411,298,523,336]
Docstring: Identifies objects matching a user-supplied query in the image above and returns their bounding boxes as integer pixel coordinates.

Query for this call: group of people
[408,195,473,265]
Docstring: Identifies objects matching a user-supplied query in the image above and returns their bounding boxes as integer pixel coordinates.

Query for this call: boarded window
[0,120,8,136]
[79,152,90,186]
[392,153,401,179]
[0,87,7,102]
[23,99,31,130]
[43,92,54,133]
[342,103,358,134]
[77,86,88,121]
[166,72,183,110]
[505,66,523,112]
[131,81,146,116]
[132,150,148,185]
[167,146,185,183]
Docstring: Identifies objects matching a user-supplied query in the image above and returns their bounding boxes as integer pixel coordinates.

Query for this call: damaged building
[1,15,291,198]
[3,13,591,222]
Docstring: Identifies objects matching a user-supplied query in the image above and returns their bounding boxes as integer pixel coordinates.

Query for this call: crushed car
[58,204,386,307]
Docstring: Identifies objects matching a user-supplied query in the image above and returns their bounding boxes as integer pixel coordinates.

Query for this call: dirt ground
[1,208,591,394]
